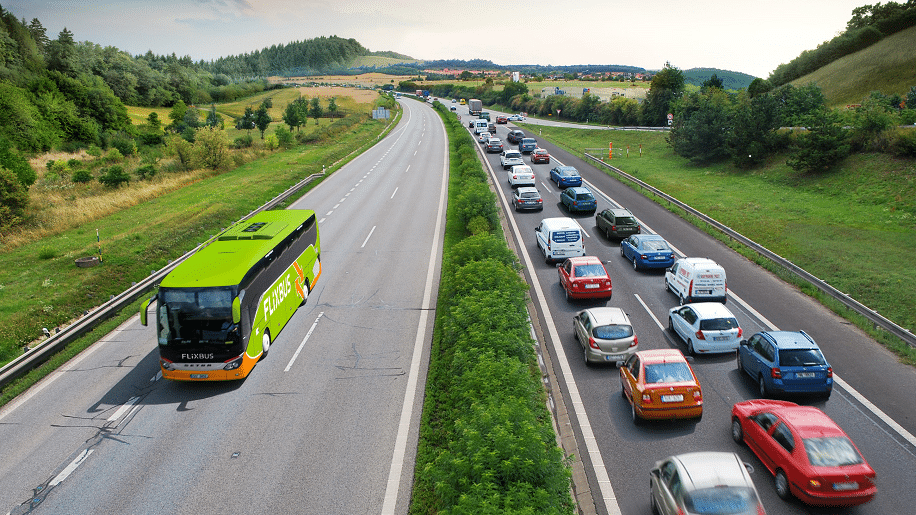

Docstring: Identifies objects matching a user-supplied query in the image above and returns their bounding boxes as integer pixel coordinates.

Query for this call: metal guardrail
[0,172,325,391]
[583,152,916,349]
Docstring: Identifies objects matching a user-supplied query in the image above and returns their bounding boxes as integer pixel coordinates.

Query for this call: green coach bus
[140,209,321,381]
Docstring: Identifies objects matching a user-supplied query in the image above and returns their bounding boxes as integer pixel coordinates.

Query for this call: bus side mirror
[232,297,241,324]
[140,296,154,326]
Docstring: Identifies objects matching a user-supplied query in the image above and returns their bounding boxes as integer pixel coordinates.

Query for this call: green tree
[787,108,850,174]
[773,83,826,126]
[283,100,301,131]
[747,78,772,98]
[667,89,732,164]
[98,165,130,187]
[327,97,339,118]
[702,74,724,91]
[192,127,232,170]
[0,137,37,187]
[205,104,222,128]
[642,62,685,127]
[254,104,271,138]
[308,97,322,124]
[236,105,255,135]
[0,167,29,230]
[728,92,783,168]
[168,99,188,128]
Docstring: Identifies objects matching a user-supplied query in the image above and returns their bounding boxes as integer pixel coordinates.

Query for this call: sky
[6,0,867,78]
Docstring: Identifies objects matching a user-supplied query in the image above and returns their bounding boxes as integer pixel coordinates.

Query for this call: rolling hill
[790,24,916,107]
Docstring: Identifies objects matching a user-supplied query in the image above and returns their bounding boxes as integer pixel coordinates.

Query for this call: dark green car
[596,208,640,239]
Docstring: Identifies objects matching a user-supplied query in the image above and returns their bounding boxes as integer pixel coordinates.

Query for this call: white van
[665,257,727,305]
[535,217,585,263]
[474,119,490,134]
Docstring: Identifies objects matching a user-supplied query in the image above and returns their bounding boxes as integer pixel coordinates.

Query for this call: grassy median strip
[521,123,916,364]
[409,103,575,514]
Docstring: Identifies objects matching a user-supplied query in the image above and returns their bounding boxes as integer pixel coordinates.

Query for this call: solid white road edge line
[380,103,448,515]
[487,142,622,514]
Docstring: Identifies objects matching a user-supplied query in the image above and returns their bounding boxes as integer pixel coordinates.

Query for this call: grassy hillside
[683,68,757,90]
[792,25,916,107]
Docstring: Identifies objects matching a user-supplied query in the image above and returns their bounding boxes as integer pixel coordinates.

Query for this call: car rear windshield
[803,437,863,467]
[593,324,633,340]
[642,240,669,251]
[574,264,606,277]
[616,216,637,225]
[576,192,594,201]
[682,487,758,515]
[778,349,827,366]
[644,363,693,383]
[700,317,740,331]
[520,191,540,199]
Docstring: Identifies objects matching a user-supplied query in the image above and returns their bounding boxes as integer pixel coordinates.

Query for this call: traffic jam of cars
[464,106,881,513]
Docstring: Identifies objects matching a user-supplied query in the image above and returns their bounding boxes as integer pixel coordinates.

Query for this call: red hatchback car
[557,256,612,301]
[731,399,876,507]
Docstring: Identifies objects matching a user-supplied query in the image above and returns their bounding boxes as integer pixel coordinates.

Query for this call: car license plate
[653,256,665,260]
[605,354,624,361]
[833,481,858,491]
[695,289,712,295]
[661,394,684,403]
[713,336,730,341]
[190,374,209,379]
[797,372,816,378]
[585,284,599,289]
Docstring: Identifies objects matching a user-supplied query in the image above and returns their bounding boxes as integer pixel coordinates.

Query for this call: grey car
[650,452,766,515]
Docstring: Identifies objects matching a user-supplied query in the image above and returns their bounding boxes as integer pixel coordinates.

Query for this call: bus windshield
[158,287,238,346]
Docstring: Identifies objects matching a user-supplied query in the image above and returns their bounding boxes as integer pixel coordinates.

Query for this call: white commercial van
[535,217,585,263]
[474,119,490,134]
[665,257,727,305]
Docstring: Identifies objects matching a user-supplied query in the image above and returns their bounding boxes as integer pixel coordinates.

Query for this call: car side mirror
[684,356,695,363]
[739,339,748,346]
[615,360,626,368]
[535,226,540,232]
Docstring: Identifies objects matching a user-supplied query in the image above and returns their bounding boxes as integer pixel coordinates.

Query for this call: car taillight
[771,368,782,379]
[537,199,542,203]
[688,279,694,296]
[826,367,833,378]
[611,225,617,231]
[630,336,638,348]
[756,505,766,515]
[640,254,648,260]
[642,393,652,403]
[808,479,823,489]
[693,389,702,401]
[695,330,705,340]
[737,327,743,338]
[588,337,600,350]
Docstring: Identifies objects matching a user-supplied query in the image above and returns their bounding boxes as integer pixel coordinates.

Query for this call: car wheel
[668,316,674,332]
[665,280,671,292]
[679,294,686,306]
[758,376,769,398]
[606,228,612,240]
[631,399,642,425]
[514,202,519,212]
[633,257,639,270]
[620,245,625,257]
[620,376,627,399]
[736,352,744,373]
[774,470,791,500]
[260,330,271,360]
[650,489,660,515]
[687,340,695,356]
[731,417,744,444]
[565,286,572,302]
[583,344,591,366]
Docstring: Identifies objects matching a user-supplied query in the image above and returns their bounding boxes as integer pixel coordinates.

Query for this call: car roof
[678,257,720,267]
[671,452,753,490]
[581,306,630,326]
[567,186,591,194]
[778,406,845,436]
[607,208,633,215]
[534,148,548,152]
[540,217,579,230]
[636,348,687,364]
[761,330,818,349]
[555,165,577,172]
[516,186,539,194]
[685,302,735,318]
[566,255,603,266]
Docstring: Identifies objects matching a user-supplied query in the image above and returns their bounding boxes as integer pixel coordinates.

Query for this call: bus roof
[160,209,315,289]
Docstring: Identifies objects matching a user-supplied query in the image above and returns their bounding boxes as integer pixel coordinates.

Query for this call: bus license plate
[190,374,209,379]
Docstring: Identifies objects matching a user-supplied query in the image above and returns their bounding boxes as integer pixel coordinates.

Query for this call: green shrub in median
[410,102,574,514]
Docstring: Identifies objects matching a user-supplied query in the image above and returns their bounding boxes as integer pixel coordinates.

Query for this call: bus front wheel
[261,330,271,360]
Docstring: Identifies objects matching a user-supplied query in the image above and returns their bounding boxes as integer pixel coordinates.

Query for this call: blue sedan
[619,234,675,270]
[549,166,582,188]
[560,187,597,214]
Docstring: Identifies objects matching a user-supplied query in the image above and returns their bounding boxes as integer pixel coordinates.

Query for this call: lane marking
[361,226,376,248]
[107,396,140,422]
[390,187,398,199]
[285,313,324,372]
[49,449,93,488]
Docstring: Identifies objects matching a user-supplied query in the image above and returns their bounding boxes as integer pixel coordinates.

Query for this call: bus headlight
[160,359,174,371]
[223,356,244,371]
